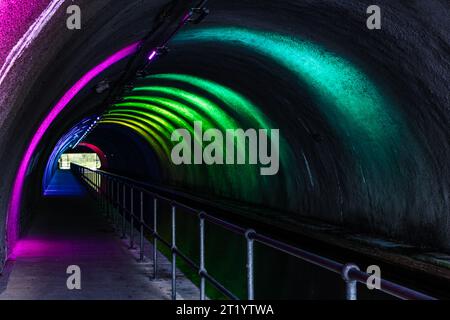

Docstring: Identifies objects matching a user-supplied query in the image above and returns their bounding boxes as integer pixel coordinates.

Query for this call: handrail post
[96,172,99,197]
[245,229,256,300]
[199,212,206,300]
[110,178,113,220]
[107,177,111,220]
[130,187,135,249]
[153,198,158,279]
[104,174,107,215]
[139,191,144,262]
[97,172,100,204]
[102,174,106,216]
[116,180,120,228]
[106,177,109,218]
[104,174,106,215]
[122,184,126,239]
[109,178,113,220]
[342,263,360,300]
[100,173,104,213]
[171,205,177,300]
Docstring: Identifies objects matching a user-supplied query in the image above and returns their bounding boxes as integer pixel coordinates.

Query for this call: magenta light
[148,50,157,61]
[10,239,54,260]
[11,238,104,260]
[8,42,140,258]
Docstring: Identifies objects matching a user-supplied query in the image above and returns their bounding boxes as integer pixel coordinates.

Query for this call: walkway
[0,172,199,300]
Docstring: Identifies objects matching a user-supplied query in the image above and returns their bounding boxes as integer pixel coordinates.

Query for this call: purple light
[181,9,194,24]
[148,50,157,61]
[8,42,140,257]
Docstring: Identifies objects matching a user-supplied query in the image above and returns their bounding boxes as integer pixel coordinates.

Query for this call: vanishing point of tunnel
[0,0,449,302]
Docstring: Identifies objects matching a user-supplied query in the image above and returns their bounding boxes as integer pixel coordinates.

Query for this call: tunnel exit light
[58,153,101,171]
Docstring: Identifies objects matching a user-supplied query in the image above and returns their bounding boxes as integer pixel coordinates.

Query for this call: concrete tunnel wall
[0,0,449,266]
[0,0,180,262]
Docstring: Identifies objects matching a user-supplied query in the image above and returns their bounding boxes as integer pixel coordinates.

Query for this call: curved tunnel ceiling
[0,0,449,262]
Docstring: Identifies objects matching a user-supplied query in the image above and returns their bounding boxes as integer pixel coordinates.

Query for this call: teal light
[174,27,417,174]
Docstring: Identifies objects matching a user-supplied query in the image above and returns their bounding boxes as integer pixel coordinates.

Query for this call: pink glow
[7,42,140,257]
[11,238,104,259]
[148,50,157,61]
[78,142,108,168]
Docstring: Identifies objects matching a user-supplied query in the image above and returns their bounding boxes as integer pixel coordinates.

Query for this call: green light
[122,92,252,164]
[119,98,215,130]
[109,109,176,133]
[142,74,295,188]
[102,73,299,204]
[100,116,171,158]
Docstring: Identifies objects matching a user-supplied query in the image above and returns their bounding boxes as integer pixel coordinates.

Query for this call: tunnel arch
[0,0,449,267]
[84,124,164,182]
[7,43,140,256]
[42,117,97,192]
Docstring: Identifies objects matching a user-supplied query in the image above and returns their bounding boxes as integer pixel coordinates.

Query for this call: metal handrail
[71,164,437,300]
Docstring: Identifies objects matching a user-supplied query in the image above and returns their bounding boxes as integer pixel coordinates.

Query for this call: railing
[71,164,436,300]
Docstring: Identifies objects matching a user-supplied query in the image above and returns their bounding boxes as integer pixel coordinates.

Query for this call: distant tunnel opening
[58,153,101,171]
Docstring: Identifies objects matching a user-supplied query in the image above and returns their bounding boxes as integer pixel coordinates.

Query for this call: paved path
[44,170,88,197]
[0,172,199,300]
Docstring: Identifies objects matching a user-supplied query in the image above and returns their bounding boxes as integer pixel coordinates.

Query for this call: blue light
[42,117,97,193]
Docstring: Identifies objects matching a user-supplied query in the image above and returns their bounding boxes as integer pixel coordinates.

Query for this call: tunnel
[0,0,449,301]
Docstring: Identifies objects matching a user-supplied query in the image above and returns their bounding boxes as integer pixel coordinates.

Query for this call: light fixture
[188,7,210,24]
[148,50,157,61]
[95,79,110,94]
